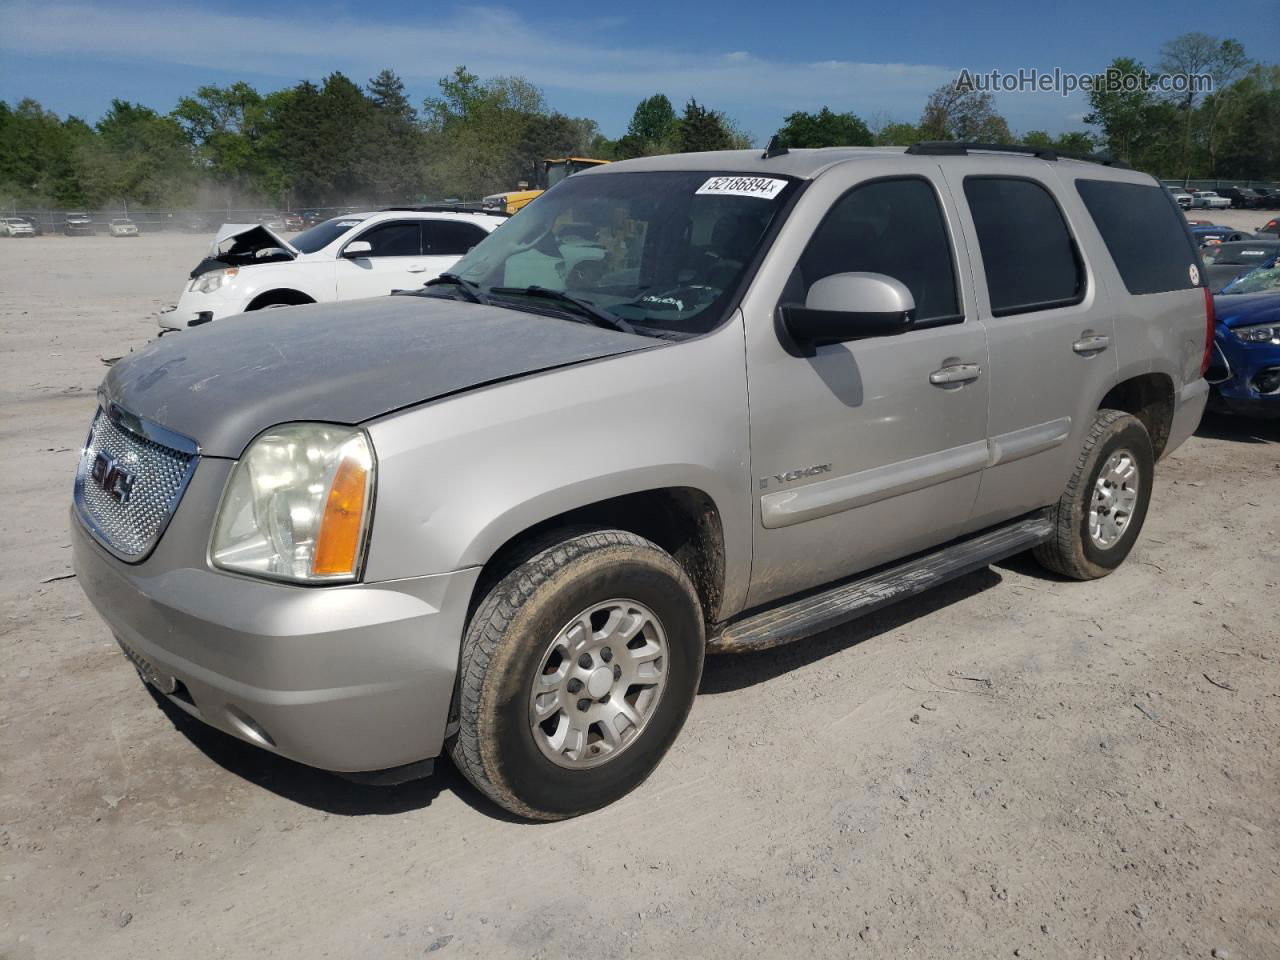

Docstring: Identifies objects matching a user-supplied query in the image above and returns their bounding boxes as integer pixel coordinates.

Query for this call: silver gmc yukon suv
[72,144,1211,819]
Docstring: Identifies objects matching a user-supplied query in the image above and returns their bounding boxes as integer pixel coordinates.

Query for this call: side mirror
[780,272,915,349]
[343,240,373,258]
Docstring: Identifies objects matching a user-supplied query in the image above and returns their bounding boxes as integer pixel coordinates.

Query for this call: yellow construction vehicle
[483,157,610,215]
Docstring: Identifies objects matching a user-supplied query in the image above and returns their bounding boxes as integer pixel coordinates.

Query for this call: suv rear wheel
[449,530,704,820]
[1034,409,1154,580]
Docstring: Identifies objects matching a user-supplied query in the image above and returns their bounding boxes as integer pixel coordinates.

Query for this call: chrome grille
[74,407,198,561]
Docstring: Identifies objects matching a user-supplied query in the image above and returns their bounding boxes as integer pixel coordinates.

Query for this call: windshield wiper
[490,285,634,334]
[423,273,492,305]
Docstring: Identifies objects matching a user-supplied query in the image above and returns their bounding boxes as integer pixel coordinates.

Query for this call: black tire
[1033,409,1154,580]
[449,530,704,820]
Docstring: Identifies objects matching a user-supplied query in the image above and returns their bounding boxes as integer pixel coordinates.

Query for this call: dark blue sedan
[1209,255,1280,418]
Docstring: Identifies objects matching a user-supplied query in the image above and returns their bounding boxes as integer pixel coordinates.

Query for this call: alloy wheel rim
[1089,449,1140,549]
[528,599,669,770]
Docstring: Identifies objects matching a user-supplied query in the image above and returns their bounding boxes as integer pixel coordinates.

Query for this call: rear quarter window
[1075,179,1199,295]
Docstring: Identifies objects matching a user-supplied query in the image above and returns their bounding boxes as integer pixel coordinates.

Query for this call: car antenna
[762,135,788,160]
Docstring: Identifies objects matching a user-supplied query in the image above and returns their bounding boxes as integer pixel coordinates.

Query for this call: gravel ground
[1,217,1277,960]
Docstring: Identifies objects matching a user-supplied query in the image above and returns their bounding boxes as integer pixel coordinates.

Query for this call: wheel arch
[245,288,316,310]
[468,486,728,630]
[1098,373,1176,459]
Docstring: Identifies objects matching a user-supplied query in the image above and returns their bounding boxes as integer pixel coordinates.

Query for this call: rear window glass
[963,177,1084,316]
[1076,179,1199,295]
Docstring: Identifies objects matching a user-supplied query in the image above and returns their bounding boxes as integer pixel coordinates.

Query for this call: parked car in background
[108,217,139,237]
[1253,188,1280,210]
[162,207,508,331]
[18,215,44,236]
[1190,191,1231,210]
[1167,186,1193,208]
[1208,255,1280,417]
[1222,186,1264,209]
[283,212,304,231]
[79,145,1210,820]
[300,209,328,227]
[64,212,95,235]
[1,217,35,237]
[257,212,287,230]
[1200,240,1280,292]
[1190,225,1253,246]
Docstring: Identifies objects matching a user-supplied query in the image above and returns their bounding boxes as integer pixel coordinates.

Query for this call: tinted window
[1076,179,1199,295]
[356,221,421,257]
[793,178,960,321]
[964,177,1084,316]
[425,220,489,256]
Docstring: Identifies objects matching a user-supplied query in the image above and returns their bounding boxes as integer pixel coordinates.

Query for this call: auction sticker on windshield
[696,176,788,199]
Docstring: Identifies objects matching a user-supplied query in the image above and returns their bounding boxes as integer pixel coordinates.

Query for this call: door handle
[1072,334,1110,354]
[929,363,983,386]
[406,265,428,273]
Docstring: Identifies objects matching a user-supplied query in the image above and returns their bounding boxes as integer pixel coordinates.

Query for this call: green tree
[77,99,195,206]
[873,121,924,146]
[624,94,676,148]
[673,99,740,153]
[775,107,872,148]
[920,84,1012,142]
[1085,57,1181,173]
[367,69,417,122]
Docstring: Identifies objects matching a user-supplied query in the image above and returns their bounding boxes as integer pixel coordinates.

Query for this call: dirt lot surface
[1,218,1278,960]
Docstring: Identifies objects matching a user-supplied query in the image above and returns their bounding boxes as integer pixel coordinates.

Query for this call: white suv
[162,208,508,332]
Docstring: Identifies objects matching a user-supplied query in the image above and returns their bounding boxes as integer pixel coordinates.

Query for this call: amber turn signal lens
[313,455,369,576]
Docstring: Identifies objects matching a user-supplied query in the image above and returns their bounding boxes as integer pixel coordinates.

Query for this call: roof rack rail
[379,204,512,217]
[904,141,1130,169]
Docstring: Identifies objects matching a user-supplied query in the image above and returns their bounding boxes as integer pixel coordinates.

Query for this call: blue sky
[1,0,1275,141]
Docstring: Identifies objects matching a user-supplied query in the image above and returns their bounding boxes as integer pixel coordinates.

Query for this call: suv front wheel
[1034,409,1155,580]
[449,530,704,820]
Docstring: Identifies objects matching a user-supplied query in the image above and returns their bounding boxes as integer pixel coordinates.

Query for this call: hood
[1213,291,1280,329]
[189,224,299,278]
[100,295,654,457]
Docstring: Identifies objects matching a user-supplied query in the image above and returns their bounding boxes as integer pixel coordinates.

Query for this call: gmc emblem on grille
[91,451,136,504]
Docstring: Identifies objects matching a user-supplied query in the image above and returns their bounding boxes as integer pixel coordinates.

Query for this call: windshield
[291,216,367,254]
[444,170,796,337]
[1221,259,1280,295]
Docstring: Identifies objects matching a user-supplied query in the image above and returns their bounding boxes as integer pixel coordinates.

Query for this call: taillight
[1201,287,1216,377]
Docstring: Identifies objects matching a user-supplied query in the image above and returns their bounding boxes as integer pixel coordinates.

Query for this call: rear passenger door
[334,219,428,299]
[942,161,1119,526]
[421,218,491,280]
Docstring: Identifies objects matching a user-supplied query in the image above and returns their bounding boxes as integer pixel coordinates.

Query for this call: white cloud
[0,0,957,122]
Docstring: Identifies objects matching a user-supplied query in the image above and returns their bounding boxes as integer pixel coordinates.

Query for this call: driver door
[742,164,991,607]
[334,220,430,298]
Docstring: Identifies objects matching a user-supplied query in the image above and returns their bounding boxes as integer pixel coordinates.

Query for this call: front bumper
[72,513,479,773]
[163,285,243,330]
[1210,332,1280,419]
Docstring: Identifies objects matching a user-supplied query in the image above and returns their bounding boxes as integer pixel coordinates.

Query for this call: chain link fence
[2,201,488,235]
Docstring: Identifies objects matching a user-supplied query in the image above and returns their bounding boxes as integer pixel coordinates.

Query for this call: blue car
[1209,255,1280,418]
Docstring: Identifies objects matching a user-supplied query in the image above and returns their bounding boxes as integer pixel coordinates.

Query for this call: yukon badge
[759,463,832,490]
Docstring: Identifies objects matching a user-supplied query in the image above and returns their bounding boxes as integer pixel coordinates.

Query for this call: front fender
[361,318,753,617]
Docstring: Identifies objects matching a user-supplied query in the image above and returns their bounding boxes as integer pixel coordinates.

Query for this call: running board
[708,510,1054,654]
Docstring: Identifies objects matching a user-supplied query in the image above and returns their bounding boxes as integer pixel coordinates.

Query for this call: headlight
[211,423,375,583]
[1233,323,1280,345]
[191,268,237,294]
